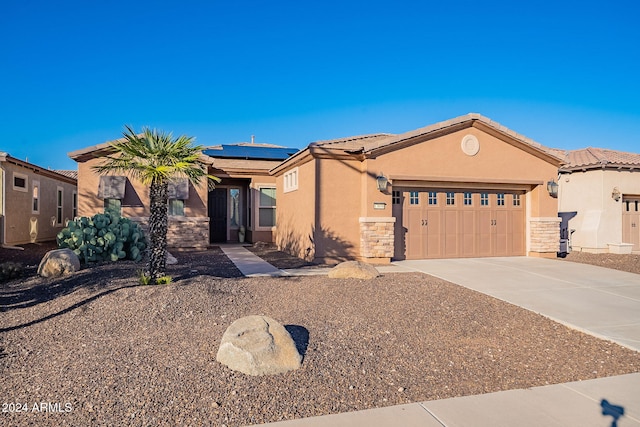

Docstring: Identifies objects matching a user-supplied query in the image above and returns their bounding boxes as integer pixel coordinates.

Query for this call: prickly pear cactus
[56,212,147,264]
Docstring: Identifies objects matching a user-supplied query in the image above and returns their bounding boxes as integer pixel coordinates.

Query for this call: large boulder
[216,315,302,376]
[38,248,81,278]
[328,260,380,280]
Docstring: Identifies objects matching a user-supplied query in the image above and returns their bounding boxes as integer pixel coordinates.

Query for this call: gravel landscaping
[1,245,639,426]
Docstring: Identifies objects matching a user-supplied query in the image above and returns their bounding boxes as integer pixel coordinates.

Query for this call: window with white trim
[428,191,437,205]
[258,187,276,228]
[446,192,455,206]
[463,192,472,206]
[480,193,489,206]
[497,193,505,206]
[32,180,40,214]
[409,191,419,205]
[56,187,64,225]
[284,168,299,193]
[13,172,27,192]
[513,193,521,206]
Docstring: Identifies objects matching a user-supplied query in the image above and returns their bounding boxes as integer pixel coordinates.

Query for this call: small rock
[166,251,178,265]
[328,261,380,280]
[37,248,80,278]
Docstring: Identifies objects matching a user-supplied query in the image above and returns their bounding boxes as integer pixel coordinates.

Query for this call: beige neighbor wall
[2,162,76,246]
[361,127,560,259]
[77,158,209,249]
[559,169,640,253]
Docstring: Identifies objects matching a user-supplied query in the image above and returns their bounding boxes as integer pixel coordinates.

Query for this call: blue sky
[1,0,639,170]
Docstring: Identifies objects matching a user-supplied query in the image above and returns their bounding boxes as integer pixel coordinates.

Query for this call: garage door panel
[426,210,442,258]
[477,210,492,256]
[622,198,640,251]
[399,189,526,259]
[443,210,459,257]
[461,210,476,256]
[494,210,509,256]
[406,208,423,259]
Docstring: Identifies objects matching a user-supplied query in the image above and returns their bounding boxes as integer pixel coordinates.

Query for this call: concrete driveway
[393,257,640,351]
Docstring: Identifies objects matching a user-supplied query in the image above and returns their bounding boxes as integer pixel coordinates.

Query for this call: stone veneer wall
[359,217,395,261]
[132,217,209,249]
[529,217,561,255]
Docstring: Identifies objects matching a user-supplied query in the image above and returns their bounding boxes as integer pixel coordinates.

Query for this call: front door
[209,188,227,243]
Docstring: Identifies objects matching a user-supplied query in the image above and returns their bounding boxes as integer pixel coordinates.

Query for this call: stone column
[359,217,396,263]
[529,217,561,257]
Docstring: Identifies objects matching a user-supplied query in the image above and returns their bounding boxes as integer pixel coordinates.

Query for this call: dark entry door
[209,188,227,243]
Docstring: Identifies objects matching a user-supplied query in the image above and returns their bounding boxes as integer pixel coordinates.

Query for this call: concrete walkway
[220,245,283,277]
[219,247,640,427]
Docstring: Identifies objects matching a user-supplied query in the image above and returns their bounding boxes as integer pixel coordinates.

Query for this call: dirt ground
[1,243,639,426]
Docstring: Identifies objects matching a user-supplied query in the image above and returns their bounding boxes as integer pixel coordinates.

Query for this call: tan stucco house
[272,114,563,263]
[0,152,77,246]
[69,114,567,261]
[557,147,640,253]
[68,141,298,249]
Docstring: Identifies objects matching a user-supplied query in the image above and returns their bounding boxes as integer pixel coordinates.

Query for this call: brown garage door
[396,189,525,259]
[622,197,640,251]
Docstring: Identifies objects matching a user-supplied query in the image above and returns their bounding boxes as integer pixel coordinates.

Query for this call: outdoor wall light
[612,187,621,201]
[376,174,388,192]
[547,180,559,198]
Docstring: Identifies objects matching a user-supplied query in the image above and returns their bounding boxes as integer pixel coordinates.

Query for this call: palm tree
[94,126,218,284]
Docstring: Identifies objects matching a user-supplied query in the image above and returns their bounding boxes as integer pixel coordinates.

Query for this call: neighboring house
[68,141,298,249]
[0,152,78,246]
[557,147,640,253]
[271,114,563,264]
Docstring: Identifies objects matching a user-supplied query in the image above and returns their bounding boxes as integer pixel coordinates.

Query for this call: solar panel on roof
[203,145,298,160]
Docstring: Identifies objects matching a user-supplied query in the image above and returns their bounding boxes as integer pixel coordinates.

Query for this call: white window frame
[32,180,40,214]
[256,185,276,230]
[513,193,521,207]
[446,192,455,206]
[409,191,419,205]
[283,167,299,193]
[56,186,64,226]
[428,191,438,205]
[13,172,28,192]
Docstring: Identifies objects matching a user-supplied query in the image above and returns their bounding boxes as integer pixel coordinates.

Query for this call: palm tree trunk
[148,178,169,283]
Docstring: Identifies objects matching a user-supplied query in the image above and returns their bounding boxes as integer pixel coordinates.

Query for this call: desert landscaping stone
[166,251,178,265]
[37,248,81,278]
[328,260,380,279]
[216,315,302,376]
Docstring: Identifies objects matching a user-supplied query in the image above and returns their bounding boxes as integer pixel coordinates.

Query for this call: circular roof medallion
[461,134,480,156]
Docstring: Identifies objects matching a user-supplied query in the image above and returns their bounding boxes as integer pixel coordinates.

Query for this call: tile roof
[312,134,393,151]
[54,170,78,180]
[308,113,561,160]
[559,147,640,171]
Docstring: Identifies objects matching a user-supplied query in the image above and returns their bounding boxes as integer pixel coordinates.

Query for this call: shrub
[0,261,23,283]
[56,212,147,264]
